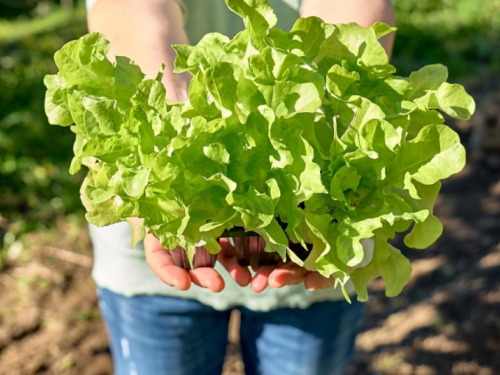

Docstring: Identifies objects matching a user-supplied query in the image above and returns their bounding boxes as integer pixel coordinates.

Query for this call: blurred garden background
[1,0,500,374]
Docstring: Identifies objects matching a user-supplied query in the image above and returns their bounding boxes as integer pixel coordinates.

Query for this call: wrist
[163,72,190,102]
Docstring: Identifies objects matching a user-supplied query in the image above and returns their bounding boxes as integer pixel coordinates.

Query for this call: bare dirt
[348,163,500,375]
[1,148,500,374]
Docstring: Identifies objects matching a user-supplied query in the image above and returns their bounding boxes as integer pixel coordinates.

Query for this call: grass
[0,6,86,45]
[392,0,500,81]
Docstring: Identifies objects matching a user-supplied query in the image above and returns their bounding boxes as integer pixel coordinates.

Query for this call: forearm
[301,0,395,57]
[87,0,190,101]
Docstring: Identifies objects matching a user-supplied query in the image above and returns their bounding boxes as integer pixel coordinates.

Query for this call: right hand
[144,234,252,292]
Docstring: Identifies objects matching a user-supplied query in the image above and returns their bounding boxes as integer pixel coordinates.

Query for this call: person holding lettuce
[86,1,395,374]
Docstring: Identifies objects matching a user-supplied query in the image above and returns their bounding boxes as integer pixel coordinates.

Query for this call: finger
[189,267,225,293]
[251,265,276,293]
[144,234,191,291]
[145,249,192,291]
[304,272,336,291]
[268,263,310,289]
[217,238,252,287]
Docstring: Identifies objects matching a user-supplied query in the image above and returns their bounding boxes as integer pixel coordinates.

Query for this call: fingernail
[172,279,178,288]
[307,287,317,292]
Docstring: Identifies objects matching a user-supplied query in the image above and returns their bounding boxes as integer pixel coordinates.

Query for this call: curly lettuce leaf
[45,0,475,302]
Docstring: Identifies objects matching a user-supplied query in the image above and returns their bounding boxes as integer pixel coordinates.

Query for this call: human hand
[251,262,336,293]
[144,234,252,292]
[217,239,335,293]
[144,234,334,293]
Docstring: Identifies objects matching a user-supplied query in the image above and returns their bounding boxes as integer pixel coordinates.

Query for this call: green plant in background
[393,0,500,79]
[0,5,87,243]
[44,0,474,301]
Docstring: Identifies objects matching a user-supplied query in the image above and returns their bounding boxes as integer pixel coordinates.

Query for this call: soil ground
[1,130,500,375]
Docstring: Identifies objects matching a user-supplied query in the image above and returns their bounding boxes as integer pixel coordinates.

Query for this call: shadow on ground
[347,162,500,375]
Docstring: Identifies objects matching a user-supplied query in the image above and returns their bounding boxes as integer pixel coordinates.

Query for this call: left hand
[251,262,336,293]
[218,238,335,293]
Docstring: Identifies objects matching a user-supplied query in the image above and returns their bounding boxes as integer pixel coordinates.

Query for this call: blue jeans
[98,287,365,375]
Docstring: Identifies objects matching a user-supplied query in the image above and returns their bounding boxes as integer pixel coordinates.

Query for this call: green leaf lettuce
[45,0,474,301]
